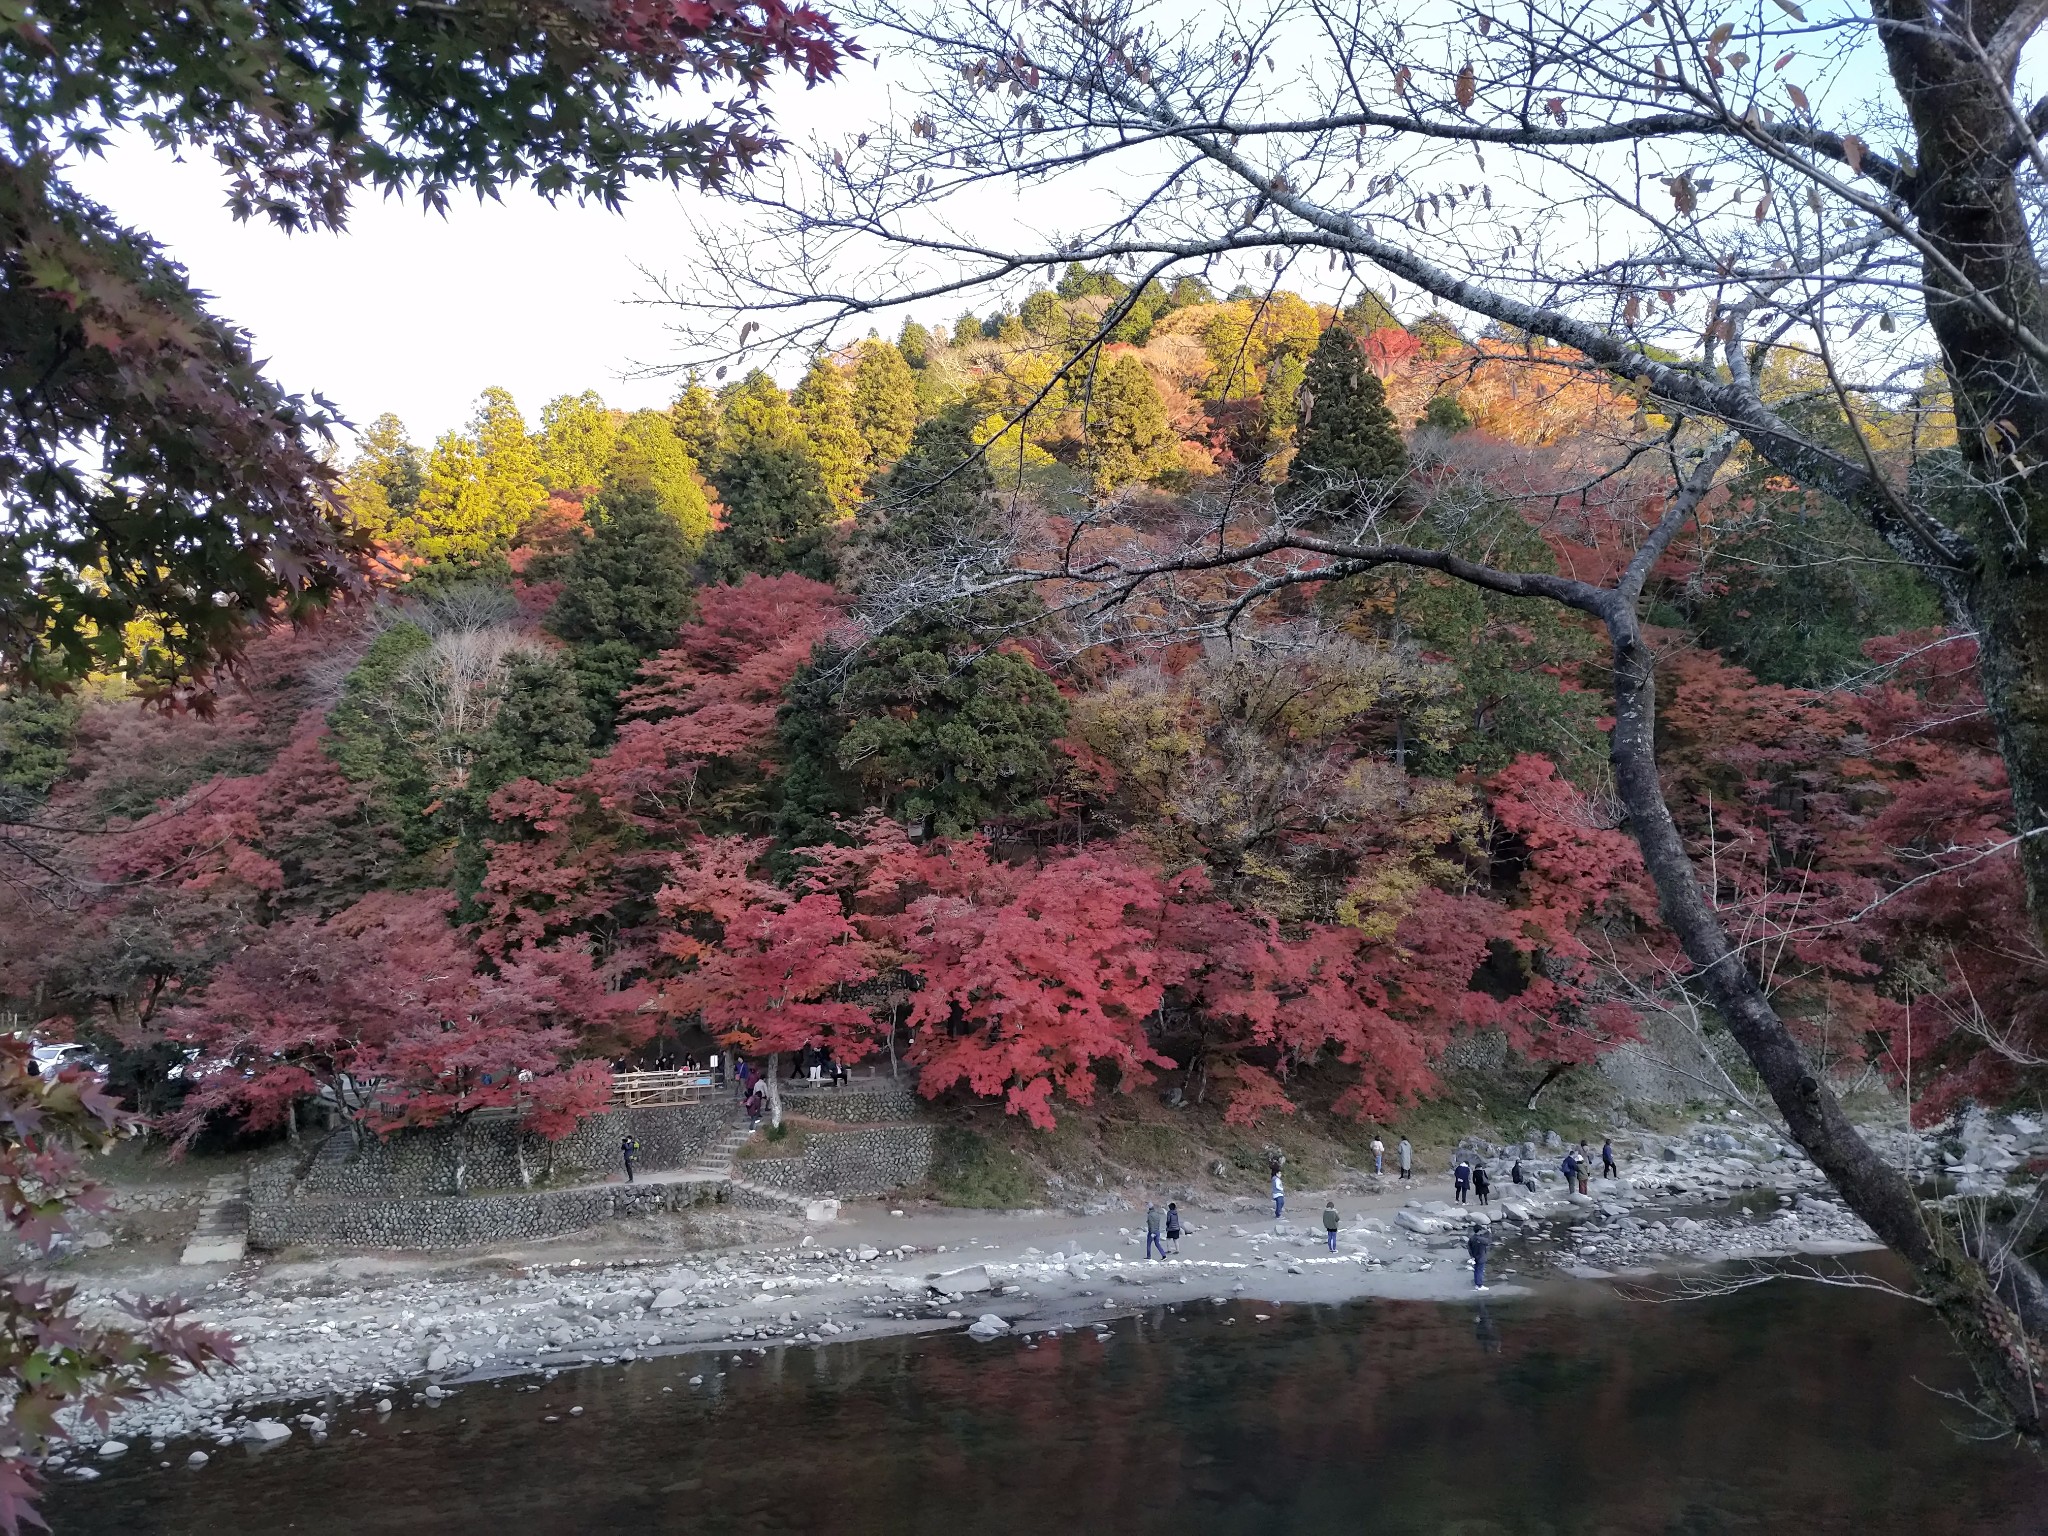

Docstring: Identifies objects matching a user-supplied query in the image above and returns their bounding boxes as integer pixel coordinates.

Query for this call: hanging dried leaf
[1624,293,1641,321]
[1786,82,1809,113]
[1456,65,1477,107]
[1755,193,1771,222]
[1709,22,1733,49]
[1773,51,1793,71]
[1667,172,1697,214]
[1659,287,1677,307]
[1879,311,1895,331]
[1773,0,1805,17]
[1727,50,1748,69]
[1807,186,1822,211]
[1393,64,1412,96]
[1546,96,1566,123]
[1841,133,1865,173]
[1479,14,1493,33]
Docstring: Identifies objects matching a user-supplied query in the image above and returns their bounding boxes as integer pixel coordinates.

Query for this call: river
[47,1268,2048,1534]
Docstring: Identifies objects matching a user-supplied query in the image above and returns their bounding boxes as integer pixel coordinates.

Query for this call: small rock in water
[97,1441,128,1459]
[424,1345,451,1374]
[376,1399,394,1415]
[241,1420,291,1448]
[186,1451,210,1469]
[569,1406,584,1417]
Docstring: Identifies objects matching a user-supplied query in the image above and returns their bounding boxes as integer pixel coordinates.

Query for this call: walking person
[1397,1137,1413,1181]
[1165,1201,1183,1254]
[1602,1138,1618,1179]
[1468,1222,1494,1292]
[1370,1136,1384,1176]
[1323,1200,1340,1252]
[1145,1201,1168,1261]
[1576,1141,1592,1195]
[1473,1161,1491,1206]
[1272,1167,1285,1221]
[620,1135,639,1183]
[1454,1154,1471,1203]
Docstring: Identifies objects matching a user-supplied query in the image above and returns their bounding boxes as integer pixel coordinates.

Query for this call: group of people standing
[1366,1136,1415,1180]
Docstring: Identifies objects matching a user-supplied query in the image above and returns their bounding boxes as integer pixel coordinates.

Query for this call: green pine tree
[1084,354,1180,494]
[340,413,425,543]
[408,387,547,565]
[607,410,715,546]
[0,687,80,813]
[467,651,593,798]
[897,319,933,368]
[794,355,868,513]
[547,484,700,733]
[850,338,918,468]
[1283,325,1408,514]
[324,620,441,854]
[457,649,594,909]
[779,412,1065,844]
[668,372,723,465]
[537,391,619,494]
[703,439,838,584]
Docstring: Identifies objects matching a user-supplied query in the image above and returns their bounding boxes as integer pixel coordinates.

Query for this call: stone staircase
[671,1110,836,1222]
[179,1172,250,1265]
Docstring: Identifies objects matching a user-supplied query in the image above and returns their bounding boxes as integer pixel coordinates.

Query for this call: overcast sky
[63,61,916,447]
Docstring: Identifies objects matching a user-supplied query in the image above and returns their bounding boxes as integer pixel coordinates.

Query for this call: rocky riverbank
[44,1105,2045,1482]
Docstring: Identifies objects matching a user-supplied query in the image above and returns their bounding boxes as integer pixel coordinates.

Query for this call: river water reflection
[47,1272,2048,1535]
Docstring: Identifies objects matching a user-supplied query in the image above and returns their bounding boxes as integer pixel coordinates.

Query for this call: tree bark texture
[1877,0,2048,944]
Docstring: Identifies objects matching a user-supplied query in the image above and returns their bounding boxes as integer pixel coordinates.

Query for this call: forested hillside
[1,271,2037,1147]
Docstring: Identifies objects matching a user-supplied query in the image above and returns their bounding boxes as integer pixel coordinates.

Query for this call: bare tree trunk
[451,1116,470,1196]
[1872,1,2048,949]
[1523,1062,1570,1111]
[1601,597,2046,1434]
[764,1053,784,1130]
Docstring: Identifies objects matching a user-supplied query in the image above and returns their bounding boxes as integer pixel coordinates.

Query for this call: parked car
[29,1041,104,1078]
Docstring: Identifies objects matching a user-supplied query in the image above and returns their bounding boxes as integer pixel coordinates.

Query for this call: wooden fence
[610,1069,718,1108]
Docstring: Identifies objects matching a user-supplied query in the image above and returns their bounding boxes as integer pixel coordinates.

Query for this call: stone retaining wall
[777,1087,923,1125]
[301,1105,728,1199]
[739,1125,933,1198]
[250,1178,724,1251]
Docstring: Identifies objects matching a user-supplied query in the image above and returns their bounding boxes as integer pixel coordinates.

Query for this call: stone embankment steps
[180,1172,250,1265]
[660,1107,831,1220]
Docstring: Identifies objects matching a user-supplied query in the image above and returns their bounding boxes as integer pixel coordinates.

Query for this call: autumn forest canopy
[1,276,2035,1150]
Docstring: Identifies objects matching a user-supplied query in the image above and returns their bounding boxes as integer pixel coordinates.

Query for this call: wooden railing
[610,1069,719,1108]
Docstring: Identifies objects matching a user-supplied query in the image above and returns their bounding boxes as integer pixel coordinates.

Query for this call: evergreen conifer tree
[409,387,547,564]
[794,355,868,512]
[850,338,918,468]
[547,485,700,733]
[468,651,593,797]
[703,439,838,584]
[778,412,1066,844]
[1283,324,1408,515]
[607,410,716,545]
[896,319,933,368]
[340,413,425,543]
[1084,354,1179,494]
[537,391,618,493]
[668,373,723,466]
